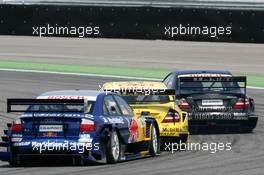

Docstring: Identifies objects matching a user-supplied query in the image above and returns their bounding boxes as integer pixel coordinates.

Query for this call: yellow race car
[103,81,189,150]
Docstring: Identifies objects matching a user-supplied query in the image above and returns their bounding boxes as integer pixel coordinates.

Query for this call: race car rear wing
[178,76,247,95]
[7,99,84,113]
[6,99,85,139]
[1,99,84,160]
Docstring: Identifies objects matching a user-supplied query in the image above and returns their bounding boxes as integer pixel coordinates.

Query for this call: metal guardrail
[1,0,264,10]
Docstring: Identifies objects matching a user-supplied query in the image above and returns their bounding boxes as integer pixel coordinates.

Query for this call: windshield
[178,81,244,94]
[26,101,95,114]
[122,95,170,104]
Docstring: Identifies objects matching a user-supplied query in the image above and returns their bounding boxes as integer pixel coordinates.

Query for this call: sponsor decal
[42,118,57,123]
[128,119,139,143]
[161,128,179,136]
[11,137,23,142]
[85,114,94,119]
[12,134,22,137]
[13,141,31,146]
[179,74,231,78]
[100,116,109,123]
[194,106,232,112]
[138,117,145,128]
[21,113,84,117]
[100,116,124,124]
[107,117,125,124]
[39,125,63,132]
[43,132,57,137]
[162,128,179,133]
[47,96,84,99]
[202,99,223,106]
[79,134,93,143]
[189,112,248,120]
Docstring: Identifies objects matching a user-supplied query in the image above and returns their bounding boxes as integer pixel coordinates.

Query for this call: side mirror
[110,106,116,112]
[141,111,150,116]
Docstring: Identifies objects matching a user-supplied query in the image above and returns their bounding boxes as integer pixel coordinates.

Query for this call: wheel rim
[111,132,120,160]
[152,126,158,153]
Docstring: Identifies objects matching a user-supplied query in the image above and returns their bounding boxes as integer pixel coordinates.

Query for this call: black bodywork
[163,70,258,134]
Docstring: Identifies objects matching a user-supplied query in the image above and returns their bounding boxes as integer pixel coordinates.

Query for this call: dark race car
[0,90,159,166]
[163,70,258,134]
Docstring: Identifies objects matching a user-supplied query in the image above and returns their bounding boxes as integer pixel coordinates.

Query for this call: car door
[113,95,145,143]
[103,95,130,143]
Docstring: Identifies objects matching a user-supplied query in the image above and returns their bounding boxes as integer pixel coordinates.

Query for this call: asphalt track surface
[0,70,263,175]
[0,36,264,75]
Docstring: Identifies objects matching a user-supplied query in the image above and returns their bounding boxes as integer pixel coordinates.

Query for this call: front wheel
[149,125,159,156]
[106,130,121,164]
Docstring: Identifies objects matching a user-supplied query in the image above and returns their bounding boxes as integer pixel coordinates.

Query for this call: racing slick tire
[9,159,19,167]
[9,157,24,167]
[106,130,121,164]
[149,125,159,157]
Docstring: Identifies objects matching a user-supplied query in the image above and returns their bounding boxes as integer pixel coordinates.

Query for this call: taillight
[233,97,250,109]
[11,119,23,132]
[177,98,191,109]
[80,118,96,132]
[162,109,180,123]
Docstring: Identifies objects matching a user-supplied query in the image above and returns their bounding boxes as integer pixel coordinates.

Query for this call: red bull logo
[128,119,138,143]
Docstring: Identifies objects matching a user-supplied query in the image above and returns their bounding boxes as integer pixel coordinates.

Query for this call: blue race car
[163,70,258,133]
[0,90,160,166]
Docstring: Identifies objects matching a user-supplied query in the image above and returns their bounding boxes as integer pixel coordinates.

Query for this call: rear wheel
[9,157,24,167]
[242,128,253,133]
[8,147,21,167]
[106,130,121,164]
[149,125,159,156]
[9,160,19,167]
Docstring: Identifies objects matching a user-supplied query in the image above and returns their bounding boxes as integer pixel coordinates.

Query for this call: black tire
[106,130,121,164]
[149,124,159,156]
[9,157,23,167]
[242,128,253,133]
[9,160,18,167]
[8,148,21,167]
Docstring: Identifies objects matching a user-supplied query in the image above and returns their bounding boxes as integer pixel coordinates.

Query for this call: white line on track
[1,68,264,90]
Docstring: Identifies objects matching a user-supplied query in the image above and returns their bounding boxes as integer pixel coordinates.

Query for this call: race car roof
[37,90,102,101]
[103,81,167,90]
[173,70,232,75]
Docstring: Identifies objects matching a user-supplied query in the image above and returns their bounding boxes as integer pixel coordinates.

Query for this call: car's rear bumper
[11,150,106,165]
[4,138,106,164]
[189,117,258,134]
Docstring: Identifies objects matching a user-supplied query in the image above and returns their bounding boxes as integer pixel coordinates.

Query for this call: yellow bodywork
[103,81,189,143]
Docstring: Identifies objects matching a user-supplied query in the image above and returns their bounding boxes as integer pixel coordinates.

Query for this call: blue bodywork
[0,92,157,165]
